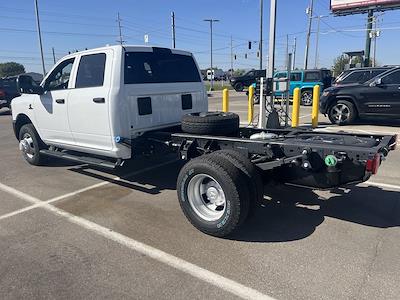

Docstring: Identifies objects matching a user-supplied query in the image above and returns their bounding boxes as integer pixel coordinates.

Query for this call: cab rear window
[124,50,201,84]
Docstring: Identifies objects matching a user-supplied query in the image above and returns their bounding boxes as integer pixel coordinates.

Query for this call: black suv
[320,67,400,125]
[230,69,266,91]
[333,67,392,86]
[0,76,20,110]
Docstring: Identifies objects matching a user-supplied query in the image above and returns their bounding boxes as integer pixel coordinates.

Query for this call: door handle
[93,97,105,103]
[55,99,65,104]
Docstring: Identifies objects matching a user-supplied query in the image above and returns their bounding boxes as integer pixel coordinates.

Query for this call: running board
[39,149,120,169]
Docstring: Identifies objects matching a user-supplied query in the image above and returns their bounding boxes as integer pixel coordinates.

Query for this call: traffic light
[248,41,252,49]
[245,54,247,59]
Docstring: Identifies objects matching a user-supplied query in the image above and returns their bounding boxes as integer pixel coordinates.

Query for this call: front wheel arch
[15,114,33,139]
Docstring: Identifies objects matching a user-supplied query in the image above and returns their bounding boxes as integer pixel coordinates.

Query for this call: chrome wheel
[19,133,35,159]
[301,91,313,106]
[187,174,226,222]
[331,103,350,123]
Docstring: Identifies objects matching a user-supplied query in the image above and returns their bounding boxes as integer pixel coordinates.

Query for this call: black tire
[301,90,313,106]
[181,112,239,136]
[328,100,357,125]
[177,155,250,237]
[234,82,244,92]
[18,123,45,166]
[209,150,264,213]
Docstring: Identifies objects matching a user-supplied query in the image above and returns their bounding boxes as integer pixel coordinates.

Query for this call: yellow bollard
[312,85,320,128]
[248,85,254,124]
[222,88,229,112]
[292,88,300,128]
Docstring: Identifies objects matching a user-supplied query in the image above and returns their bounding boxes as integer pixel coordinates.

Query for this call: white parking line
[0,182,274,300]
[364,181,400,191]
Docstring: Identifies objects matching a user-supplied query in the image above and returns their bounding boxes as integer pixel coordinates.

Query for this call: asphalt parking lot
[0,101,399,299]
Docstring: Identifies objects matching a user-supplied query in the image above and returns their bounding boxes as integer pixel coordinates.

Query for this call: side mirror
[16,75,44,95]
[370,77,382,87]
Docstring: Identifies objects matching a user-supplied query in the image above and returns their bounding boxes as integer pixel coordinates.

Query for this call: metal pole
[285,34,289,69]
[171,12,176,48]
[230,35,233,78]
[204,19,219,91]
[259,0,277,129]
[315,16,321,69]
[117,12,123,45]
[373,16,377,67]
[34,0,46,76]
[304,0,314,70]
[259,0,263,70]
[293,37,297,70]
[52,47,56,64]
[364,9,373,67]
[286,53,292,127]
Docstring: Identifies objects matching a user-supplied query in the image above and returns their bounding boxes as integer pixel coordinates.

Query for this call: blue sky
[1,0,400,73]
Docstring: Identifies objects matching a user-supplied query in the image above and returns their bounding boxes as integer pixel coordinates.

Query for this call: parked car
[320,67,400,125]
[274,69,333,106]
[333,67,393,86]
[206,69,225,81]
[230,69,266,91]
[0,76,20,110]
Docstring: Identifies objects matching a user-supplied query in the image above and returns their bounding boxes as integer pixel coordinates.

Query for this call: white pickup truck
[12,45,397,237]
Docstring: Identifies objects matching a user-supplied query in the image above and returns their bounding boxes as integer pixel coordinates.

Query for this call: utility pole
[364,9,374,67]
[259,0,264,70]
[293,37,297,70]
[304,0,314,70]
[171,12,176,48]
[52,47,56,64]
[204,19,219,91]
[314,15,327,69]
[34,0,46,76]
[230,35,233,78]
[117,12,124,45]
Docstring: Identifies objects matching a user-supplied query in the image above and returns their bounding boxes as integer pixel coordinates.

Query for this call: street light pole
[34,0,46,76]
[304,0,314,70]
[204,19,219,91]
[259,0,263,70]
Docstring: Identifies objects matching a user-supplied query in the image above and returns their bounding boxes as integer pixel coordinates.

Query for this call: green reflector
[325,155,337,167]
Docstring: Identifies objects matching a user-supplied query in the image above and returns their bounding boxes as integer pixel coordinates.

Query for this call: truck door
[34,58,75,145]
[364,69,400,116]
[67,51,113,151]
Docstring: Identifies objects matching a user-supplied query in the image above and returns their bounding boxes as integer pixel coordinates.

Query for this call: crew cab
[321,67,400,125]
[11,45,397,238]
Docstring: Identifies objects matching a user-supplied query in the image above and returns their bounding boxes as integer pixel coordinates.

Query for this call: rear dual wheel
[177,151,262,237]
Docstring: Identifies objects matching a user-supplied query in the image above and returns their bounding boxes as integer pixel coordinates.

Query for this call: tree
[0,62,25,77]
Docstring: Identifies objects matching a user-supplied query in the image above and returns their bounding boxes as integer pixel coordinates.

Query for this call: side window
[381,70,400,85]
[290,72,301,81]
[45,58,75,91]
[75,53,106,88]
[304,71,320,82]
[275,72,286,79]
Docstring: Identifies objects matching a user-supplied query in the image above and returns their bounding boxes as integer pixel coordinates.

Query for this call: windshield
[124,50,201,84]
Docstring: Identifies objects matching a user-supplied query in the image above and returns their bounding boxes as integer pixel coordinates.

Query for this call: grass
[203,81,234,91]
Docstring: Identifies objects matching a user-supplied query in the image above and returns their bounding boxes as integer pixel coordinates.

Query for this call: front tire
[177,155,250,237]
[328,100,357,125]
[18,124,45,166]
[234,82,244,92]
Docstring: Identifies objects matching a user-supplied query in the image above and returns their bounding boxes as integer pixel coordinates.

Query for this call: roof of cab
[63,45,193,58]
